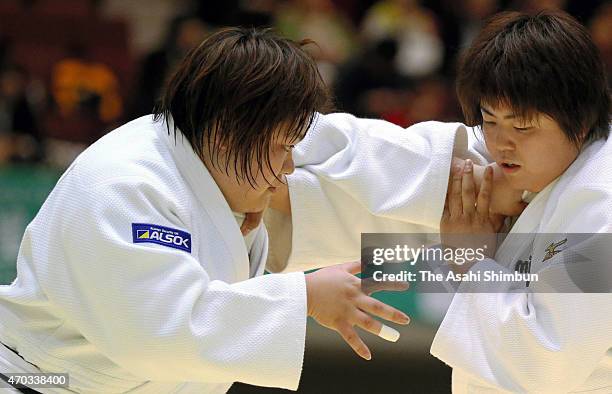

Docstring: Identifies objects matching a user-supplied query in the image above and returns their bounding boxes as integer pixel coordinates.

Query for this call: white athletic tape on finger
[378,324,400,342]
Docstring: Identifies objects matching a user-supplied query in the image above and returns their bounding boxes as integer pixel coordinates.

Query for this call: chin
[506,178,533,193]
[250,196,272,213]
[511,179,550,194]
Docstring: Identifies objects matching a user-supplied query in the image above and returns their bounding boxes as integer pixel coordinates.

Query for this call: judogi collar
[155,116,251,280]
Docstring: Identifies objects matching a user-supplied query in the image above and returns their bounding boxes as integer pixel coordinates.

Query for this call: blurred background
[0,0,609,392]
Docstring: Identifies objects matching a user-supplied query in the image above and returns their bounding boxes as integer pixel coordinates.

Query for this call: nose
[281,151,295,176]
[493,126,515,152]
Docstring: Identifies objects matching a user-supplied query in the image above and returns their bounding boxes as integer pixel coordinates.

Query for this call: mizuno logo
[132,223,191,253]
[542,238,567,262]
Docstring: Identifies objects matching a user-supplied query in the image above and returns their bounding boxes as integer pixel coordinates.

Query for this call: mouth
[267,186,278,193]
[499,161,522,174]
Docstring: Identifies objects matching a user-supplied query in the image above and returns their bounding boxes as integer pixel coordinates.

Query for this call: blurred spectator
[51,47,123,125]
[0,0,607,166]
[426,0,500,80]
[406,77,455,123]
[0,64,42,164]
[130,14,208,117]
[275,0,357,85]
[361,0,444,78]
[456,0,500,48]
[334,38,412,120]
[334,34,457,126]
[101,0,192,55]
[43,44,123,149]
[329,0,378,26]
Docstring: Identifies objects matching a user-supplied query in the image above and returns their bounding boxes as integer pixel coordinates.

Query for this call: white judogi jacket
[266,112,487,273]
[0,115,307,393]
[431,135,612,393]
[271,113,612,392]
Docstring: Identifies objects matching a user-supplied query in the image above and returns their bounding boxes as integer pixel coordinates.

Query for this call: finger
[442,197,450,220]
[476,166,493,217]
[362,279,409,295]
[378,323,401,342]
[461,159,476,214]
[358,296,410,325]
[354,311,401,343]
[241,211,264,235]
[343,261,362,275]
[448,163,463,217]
[337,325,371,360]
[355,311,383,337]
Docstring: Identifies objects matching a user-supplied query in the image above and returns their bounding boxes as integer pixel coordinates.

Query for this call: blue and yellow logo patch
[132,223,191,253]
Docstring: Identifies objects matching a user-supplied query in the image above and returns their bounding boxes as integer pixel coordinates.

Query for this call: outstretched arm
[264,113,523,272]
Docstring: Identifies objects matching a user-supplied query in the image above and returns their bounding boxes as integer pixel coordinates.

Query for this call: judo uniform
[0,115,307,393]
[268,112,612,392]
[430,134,612,393]
[266,112,487,273]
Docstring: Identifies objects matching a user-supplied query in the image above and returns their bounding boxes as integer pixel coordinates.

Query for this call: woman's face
[205,127,299,214]
[481,103,580,192]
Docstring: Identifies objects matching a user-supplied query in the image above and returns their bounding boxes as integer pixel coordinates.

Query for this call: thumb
[343,260,362,275]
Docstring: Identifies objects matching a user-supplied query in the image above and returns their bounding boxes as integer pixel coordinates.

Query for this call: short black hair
[457,10,610,145]
[154,27,330,186]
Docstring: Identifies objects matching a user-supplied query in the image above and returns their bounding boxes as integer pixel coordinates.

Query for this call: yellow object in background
[52,58,123,123]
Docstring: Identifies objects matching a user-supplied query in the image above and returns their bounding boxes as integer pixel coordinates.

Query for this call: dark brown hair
[154,27,330,186]
[457,10,610,145]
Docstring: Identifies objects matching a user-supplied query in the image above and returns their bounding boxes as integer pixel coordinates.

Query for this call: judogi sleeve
[43,176,307,390]
[267,113,489,272]
[430,186,612,392]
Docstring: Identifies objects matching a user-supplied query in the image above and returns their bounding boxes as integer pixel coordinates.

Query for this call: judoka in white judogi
[0,115,307,393]
[430,132,612,393]
[268,113,612,392]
